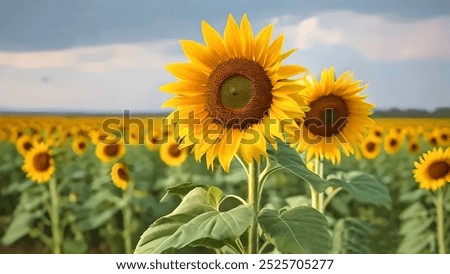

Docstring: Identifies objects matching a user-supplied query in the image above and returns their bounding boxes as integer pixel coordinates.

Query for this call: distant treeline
[1,107,450,118]
[372,107,450,118]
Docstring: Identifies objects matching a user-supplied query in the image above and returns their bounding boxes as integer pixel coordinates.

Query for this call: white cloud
[276,11,450,61]
[0,40,180,73]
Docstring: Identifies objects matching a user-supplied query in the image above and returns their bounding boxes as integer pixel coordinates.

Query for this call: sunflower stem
[48,177,62,254]
[310,157,324,213]
[435,189,446,254]
[122,180,134,254]
[247,161,260,254]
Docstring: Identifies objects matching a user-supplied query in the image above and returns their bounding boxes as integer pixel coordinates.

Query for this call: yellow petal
[166,63,208,82]
[180,40,217,69]
[201,20,228,61]
[240,14,254,57]
[224,14,241,58]
[254,24,273,64]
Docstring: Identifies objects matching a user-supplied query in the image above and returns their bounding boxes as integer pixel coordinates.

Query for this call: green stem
[122,180,134,254]
[48,177,62,254]
[435,189,446,254]
[310,157,324,213]
[247,161,260,254]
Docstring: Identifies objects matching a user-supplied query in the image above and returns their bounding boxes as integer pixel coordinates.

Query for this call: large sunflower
[160,139,189,167]
[161,14,308,171]
[22,142,55,183]
[294,67,374,164]
[413,147,450,191]
[111,162,130,190]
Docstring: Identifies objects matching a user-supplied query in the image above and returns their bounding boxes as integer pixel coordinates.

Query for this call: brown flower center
[427,161,449,180]
[78,141,86,150]
[430,137,438,146]
[441,133,448,141]
[117,167,128,182]
[365,141,376,152]
[206,58,273,130]
[389,138,398,147]
[168,143,182,158]
[23,141,33,151]
[104,143,120,157]
[409,143,418,152]
[33,152,51,172]
[304,94,349,137]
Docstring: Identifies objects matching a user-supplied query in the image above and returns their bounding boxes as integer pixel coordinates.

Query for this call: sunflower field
[1,14,449,255]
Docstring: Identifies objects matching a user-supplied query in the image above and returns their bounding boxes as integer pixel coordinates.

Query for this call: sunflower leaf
[268,140,330,192]
[327,171,392,209]
[258,206,331,254]
[134,186,253,254]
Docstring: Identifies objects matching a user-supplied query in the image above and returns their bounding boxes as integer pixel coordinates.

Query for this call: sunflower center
[410,143,418,152]
[389,139,398,147]
[206,58,273,129]
[78,142,86,150]
[117,167,128,181]
[168,143,181,158]
[304,94,349,137]
[23,141,33,151]
[33,152,51,172]
[220,75,253,109]
[366,141,376,152]
[441,133,448,141]
[430,137,438,146]
[427,161,449,180]
[104,143,119,157]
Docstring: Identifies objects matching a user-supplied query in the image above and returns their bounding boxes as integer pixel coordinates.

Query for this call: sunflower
[413,147,450,191]
[160,14,308,171]
[160,139,189,167]
[22,142,55,183]
[407,137,420,154]
[369,125,384,139]
[71,135,89,155]
[384,130,403,155]
[111,163,130,190]
[437,127,450,146]
[16,135,35,156]
[294,67,374,164]
[89,129,109,145]
[95,139,126,163]
[360,135,381,160]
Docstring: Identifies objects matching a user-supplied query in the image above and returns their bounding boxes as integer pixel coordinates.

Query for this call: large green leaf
[258,206,331,254]
[268,140,329,192]
[134,186,253,254]
[327,171,392,208]
[1,212,35,245]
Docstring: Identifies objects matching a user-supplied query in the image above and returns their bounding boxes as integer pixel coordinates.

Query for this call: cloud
[275,11,450,61]
[0,40,181,73]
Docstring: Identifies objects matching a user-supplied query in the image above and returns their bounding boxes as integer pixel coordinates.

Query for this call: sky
[1,0,450,114]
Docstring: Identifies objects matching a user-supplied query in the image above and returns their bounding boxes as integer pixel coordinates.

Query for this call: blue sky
[1,0,450,113]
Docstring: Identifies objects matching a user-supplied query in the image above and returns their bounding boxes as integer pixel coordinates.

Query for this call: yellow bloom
[161,14,308,171]
[15,135,35,156]
[95,139,126,163]
[22,142,55,183]
[160,139,188,167]
[360,135,381,160]
[384,130,403,155]
[413,147,450,191]
[294,67,374,164]
[407,137,420,154]
[111,163,129,190]
[71,135,89,155]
